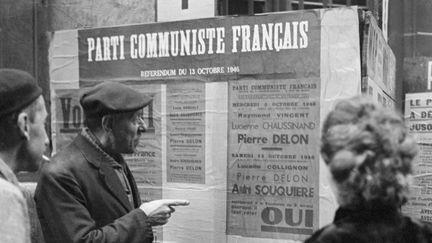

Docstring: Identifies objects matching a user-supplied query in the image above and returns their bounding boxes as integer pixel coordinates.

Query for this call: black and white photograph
[1,1,432,242]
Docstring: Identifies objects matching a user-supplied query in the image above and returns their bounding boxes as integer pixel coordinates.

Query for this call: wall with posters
[49,7,361,243]
[403,93,432,224]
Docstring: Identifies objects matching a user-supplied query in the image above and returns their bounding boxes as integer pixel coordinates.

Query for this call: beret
[80,82,152,117]
[0,69,42,118]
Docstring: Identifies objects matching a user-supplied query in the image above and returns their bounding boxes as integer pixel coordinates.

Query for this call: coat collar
[78,128,124,169]
[73,132,133,211]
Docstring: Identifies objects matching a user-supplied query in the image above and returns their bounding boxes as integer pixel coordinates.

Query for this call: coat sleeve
[35,167,154,243]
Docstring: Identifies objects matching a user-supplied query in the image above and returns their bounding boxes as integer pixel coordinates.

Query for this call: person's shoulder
[0,177,20,193]
[0,178,29,242]
[44,140,86,172]
[305,224,336,243]
[0,178,25,203]
[400,215,432,242]
[304,222,356,243]
[52,138,82,162]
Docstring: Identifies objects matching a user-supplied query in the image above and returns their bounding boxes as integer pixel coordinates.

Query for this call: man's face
[110,109,146,154]
[22,96,49,172]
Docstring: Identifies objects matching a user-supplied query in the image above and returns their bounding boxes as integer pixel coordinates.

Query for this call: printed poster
[361,77,396,109]
[227,78,320,241]
[362,11,396,99]
[124,84,163,202]
[166,82,206,184]
[403,92,432,223]
[52,89,84,154]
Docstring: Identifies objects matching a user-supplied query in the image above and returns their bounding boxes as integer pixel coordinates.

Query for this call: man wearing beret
[35,82,189,243]
[0,68,49,243]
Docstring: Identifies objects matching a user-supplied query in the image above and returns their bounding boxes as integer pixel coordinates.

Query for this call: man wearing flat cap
[35,82,189,243]
[0,68,49,243]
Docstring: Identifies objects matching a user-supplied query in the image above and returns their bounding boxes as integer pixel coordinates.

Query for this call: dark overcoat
[305,206,432,243]
[35,134,154,243]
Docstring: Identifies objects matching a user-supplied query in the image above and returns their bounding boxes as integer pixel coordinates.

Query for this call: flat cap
[0,69,42,118]
[80,82,152,117]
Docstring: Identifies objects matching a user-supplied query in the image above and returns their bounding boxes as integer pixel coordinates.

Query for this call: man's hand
[139,199,189,226]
